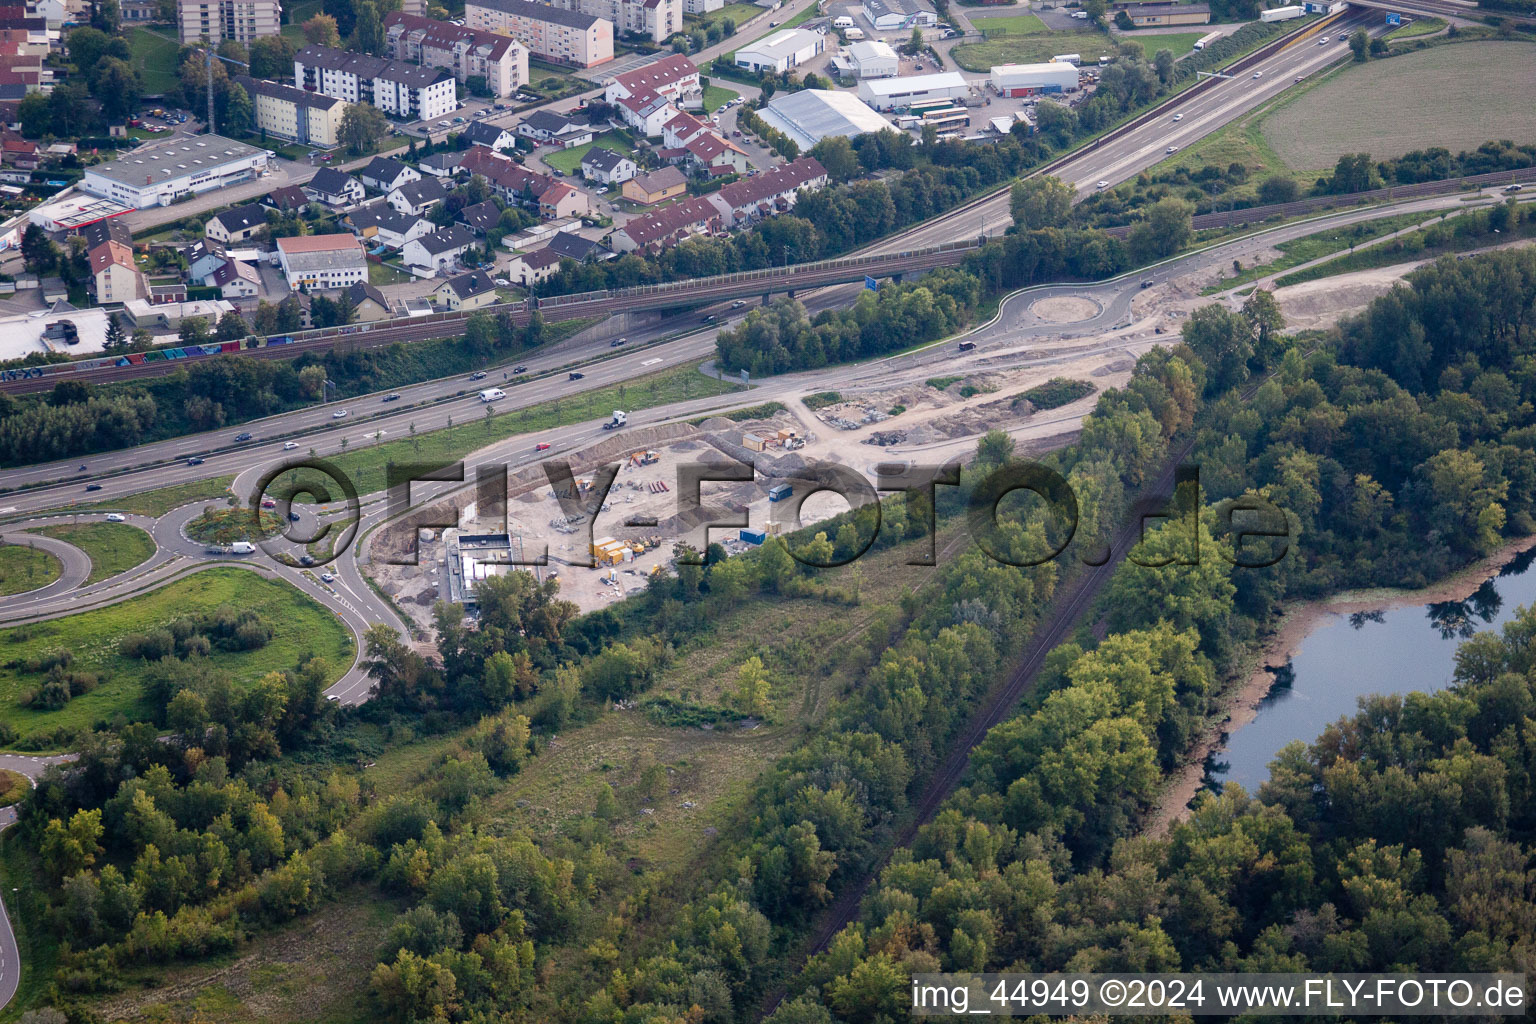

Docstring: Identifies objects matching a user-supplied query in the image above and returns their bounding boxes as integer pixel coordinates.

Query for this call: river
[1204,548,1536,793]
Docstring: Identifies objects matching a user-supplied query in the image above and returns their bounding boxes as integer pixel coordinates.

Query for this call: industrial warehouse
[857,71,972,111]
[990,61,1081,97]
[755,89,894,151]
[80,135,272,209]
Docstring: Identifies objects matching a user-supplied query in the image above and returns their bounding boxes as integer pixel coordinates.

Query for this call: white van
[479,387,506,403]
[833,15,853,27]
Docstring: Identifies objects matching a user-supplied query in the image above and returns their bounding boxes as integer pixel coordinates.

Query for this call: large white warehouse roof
[859,70,969,99]
[757,90,894,150]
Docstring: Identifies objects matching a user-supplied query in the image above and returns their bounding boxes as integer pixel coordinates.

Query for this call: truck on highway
[603,410,627,430]
[1260,4,1304,21]
[206,541,257,555]
[479,387,506,403]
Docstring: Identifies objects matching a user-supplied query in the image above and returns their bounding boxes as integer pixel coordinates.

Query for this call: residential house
[205,203,268,245]
[622,165,687,205]
[460,120,517,152]
[539,181,591,219]
[517,109,593,148]
[458,199,503,235]
[236,76,346,148]
[458,147,593,220]
[303,167,364,206]
[388,176,448,217]
[211,258,260,299]
[346,204,435,249]
[359,157,421,194]
[88,240,147,304]
[610,156,826,252]
[580,146,636,184]
[402,224,478,276]
[506,246,563,287]
[612,88,675,137]
[661,110,708,149]
[418,151,467,178]
[384,11,529,99]
[680,131,750,175]
[294,45,458,123]
[462,0,613,68]
[433,268,499,310]
[604,53,700,109]
[1,135,35,169]
[343,281,393,321]
[184,240,227,284]
[546,230,610,262]
[265,184,311,211]
[276,233,367,290]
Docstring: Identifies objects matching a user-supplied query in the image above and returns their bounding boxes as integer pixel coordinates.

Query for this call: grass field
[368,261,413,286]
[0,569,354,744]
[77,476,236,517]
[309,365,741,496]
[952,27,1110,72]
[686,1,762,31]
[128,27,181,97]
[0,543,60,596]
[543,133,635,174]
[702,84,740,112]
[0,768,26,807]
[1263,41,1536,170]
[1387,15,1445,40]
[1116,31,1208,58]
[28,523,156,585]
[969,12,1048,34]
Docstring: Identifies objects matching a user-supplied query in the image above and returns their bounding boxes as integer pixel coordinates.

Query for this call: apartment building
[463,0,613,68]
[236,76,345,149]
[294,45,458,123]
[177,0,280,45]
[384,11,528,99]
[547,0,680,44]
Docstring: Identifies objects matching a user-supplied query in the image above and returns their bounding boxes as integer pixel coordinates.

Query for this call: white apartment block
[384,11,528,99]
[464,0,613,68]
[236,76,345,148]
[177,0,281,45]
[548,0,681,44]
[295,45,458,123]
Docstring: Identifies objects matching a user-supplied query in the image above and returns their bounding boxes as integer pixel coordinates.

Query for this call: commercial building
[755,89,892,151]
[464,0,614,68]
[384,11,529,99]
[81,135,270,210]
[858,70,970,110]
[833,39,899,79]
[236,76,346,149]
[294,45,458,123]
[734,27,824,74]
[989,61,1079,97]
[860,0,935,31]
[177,0,280,45]
[547,0,681,44]
[276,233,367,290]
[1118,1,1209,24]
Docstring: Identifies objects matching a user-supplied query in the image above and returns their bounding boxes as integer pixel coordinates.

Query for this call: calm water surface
[1205,549,1536,793]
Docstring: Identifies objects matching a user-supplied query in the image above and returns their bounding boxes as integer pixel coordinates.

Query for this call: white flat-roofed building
[833,39,898,79]
[989,62,1079,97]
[81,135,271,210]
[734,27,823,74]
[756,89,893,151]
[294,45,459,123]
[276,233,368,290]
[464,0,614,68]
[857,70,970,110]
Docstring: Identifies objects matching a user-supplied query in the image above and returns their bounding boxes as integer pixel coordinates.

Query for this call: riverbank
[1143,533,1536,837]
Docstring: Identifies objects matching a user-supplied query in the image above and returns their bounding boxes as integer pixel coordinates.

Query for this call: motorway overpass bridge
[1344,0,1536,23]
[0,241,980,394]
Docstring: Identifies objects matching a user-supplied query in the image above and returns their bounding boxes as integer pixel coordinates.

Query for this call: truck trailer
[1260,5,1305,22]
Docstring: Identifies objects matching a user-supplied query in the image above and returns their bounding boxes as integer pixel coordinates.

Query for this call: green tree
[1153,48,1176,85]
[89,56,141,124]
[248,35,298,79]
[1257,174,1299,205]
[17,91,50,137]
[1009,175,1073,230]
[339,102,388,155]
[303,12,341,47]
[1129,196,1193,262]
[1349,28,1369,61]
[734,655,772,717]
[351,0,386,54]
[104,312,126,352]
[223,81,254,136]
[370,949,459,1024]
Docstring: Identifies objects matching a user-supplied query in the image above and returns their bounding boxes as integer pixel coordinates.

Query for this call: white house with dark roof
[205,203,268,244]
[360,157,421,194]
[347,203,435,249]
[517,109,594,148]
[460,121,517,152]
[432,268,499,310]
[580,147,637,184]
[458,199,503,234]
[402,224,479,276]
[388,176,449,217]
[211,259,261,299]
[305,167,366,207]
